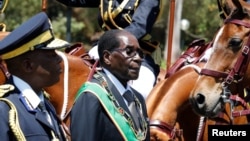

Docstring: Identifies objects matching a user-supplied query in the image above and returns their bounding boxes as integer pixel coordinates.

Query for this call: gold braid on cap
[2,30,53,59]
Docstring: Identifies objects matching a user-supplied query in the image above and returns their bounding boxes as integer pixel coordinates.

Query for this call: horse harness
[195,18,250,141]
[149,40,212,140]
[200,18,250,119]
[149,18,250,140]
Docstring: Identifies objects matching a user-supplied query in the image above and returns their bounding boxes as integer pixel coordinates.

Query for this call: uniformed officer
[0,12,69,141]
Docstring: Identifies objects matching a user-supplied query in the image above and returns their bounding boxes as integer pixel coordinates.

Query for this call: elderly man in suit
[71,29,150,141]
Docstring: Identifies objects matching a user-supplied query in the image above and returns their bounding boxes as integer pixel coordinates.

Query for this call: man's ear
[103,50,111,65]
[21,58,35,72]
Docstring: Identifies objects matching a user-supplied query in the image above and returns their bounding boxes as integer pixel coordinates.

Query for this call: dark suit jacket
[70,72,150,141]
[0,76,66,141]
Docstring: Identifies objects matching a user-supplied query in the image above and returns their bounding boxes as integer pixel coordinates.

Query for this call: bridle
[150,120,183,140]
[150,18,250,141]
[201,19,250,86]
[192,18,250,141]
[199,18,250,120]
[149,64,204,141]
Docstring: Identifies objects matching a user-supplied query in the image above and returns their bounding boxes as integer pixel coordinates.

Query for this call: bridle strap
[224,19,250,118]
[149,120,183,139]
[200,69,228,78]
[199,18,250,120]
[225,19,250,28]
[200,19,250,85]
[224,19,250,84]
[225,19,250,84]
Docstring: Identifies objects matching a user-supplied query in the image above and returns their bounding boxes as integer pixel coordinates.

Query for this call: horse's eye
[228,38,242,51]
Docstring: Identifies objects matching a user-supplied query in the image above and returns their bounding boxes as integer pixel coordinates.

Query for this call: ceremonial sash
[75,82,138,141]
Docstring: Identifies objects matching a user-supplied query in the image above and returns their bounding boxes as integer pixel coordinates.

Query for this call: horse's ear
[238,0,250,16]
[226,0,240,17]
[218,0,238,19]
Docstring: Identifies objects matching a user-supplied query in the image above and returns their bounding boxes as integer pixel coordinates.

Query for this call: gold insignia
[43,90,51,99]
[0,84,14,97]
[118,107,124,115]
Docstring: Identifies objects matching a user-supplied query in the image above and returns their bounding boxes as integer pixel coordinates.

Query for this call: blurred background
[0,0,222,68]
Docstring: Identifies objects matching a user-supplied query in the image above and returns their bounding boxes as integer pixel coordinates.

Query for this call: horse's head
[147,63,205,141]
[190,0,250,117]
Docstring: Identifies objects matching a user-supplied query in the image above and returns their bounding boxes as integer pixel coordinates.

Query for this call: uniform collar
[13,75,41,110]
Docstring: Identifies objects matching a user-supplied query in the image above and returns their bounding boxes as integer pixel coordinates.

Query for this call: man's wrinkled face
[105,33,143,83]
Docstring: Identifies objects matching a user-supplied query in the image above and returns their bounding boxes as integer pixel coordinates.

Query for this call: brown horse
[146,29,215,140]
[147,62,205,141]
[190,0,250,140]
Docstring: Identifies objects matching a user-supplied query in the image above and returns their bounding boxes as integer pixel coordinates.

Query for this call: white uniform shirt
[12,75,41,110]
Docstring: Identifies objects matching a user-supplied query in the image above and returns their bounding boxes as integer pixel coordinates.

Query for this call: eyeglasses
[111,47,145,58]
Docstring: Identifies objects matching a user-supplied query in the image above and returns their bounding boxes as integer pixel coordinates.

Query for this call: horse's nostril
[196,93,205,104]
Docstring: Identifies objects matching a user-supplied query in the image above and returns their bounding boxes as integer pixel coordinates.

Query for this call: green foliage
[1,0,225,61]
[1,0,86,43]
[51,12,85,40]
[2,0,41,30]
[181,1,223,45]
[154,1,223,50]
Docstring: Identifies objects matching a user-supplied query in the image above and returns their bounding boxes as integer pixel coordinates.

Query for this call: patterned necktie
[39,102,53,125]
[123,90,141,129]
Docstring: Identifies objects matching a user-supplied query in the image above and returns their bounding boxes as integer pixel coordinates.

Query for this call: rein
[149,120,183,140]
[55,51,69,120]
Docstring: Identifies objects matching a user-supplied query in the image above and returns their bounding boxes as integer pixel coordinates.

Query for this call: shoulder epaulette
[0,84,14,97]
[43,90,51,99]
